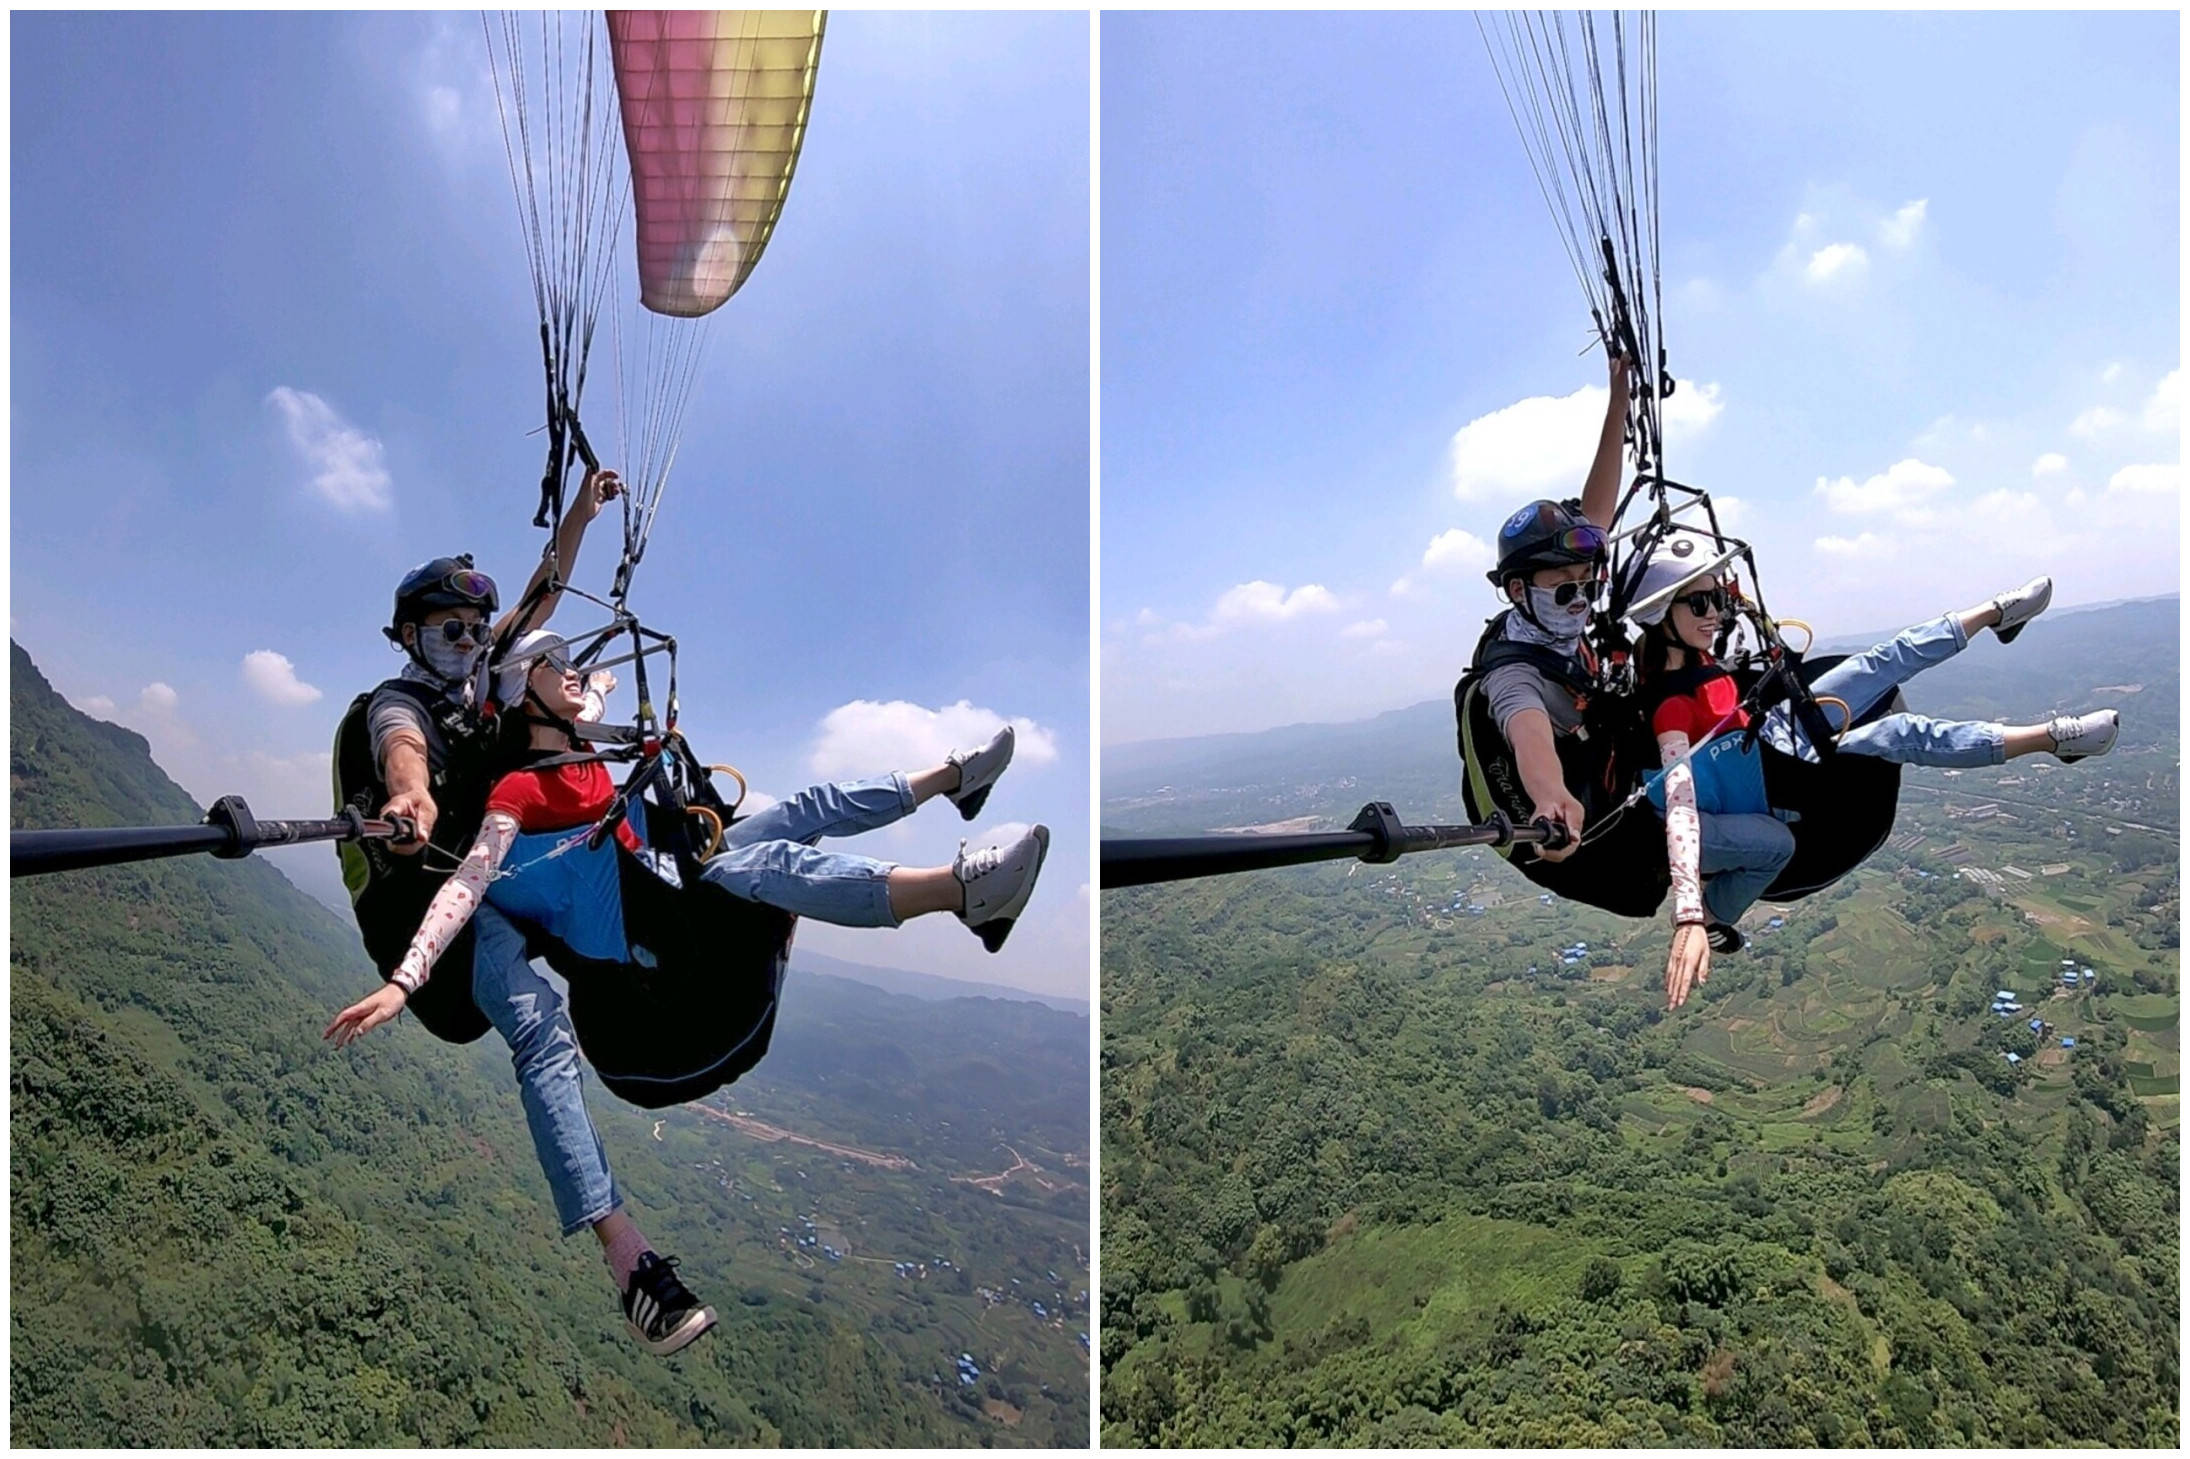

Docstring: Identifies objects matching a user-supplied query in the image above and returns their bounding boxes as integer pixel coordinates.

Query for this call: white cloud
[2032,453,2069,477]
[806,699,1060,781]
[1814,532,1891,559]
[267,387,393,511]
[2069,405,2125,439]
[1661,380,1725,440]
[408,13,504,168]
[2106,462,2179,497]
[1340,618,1388,640]
[78,694,117,717]
[240,650,324,707]
[1445,384,1605,502]
[1388,575,1415,599]
[1420,528,1491,574]
[2143,368,2179,432]
[1805,242,1868,284]
[2101,362,2125,385]
[1709,495,1748,531]
[112,680,198,753]
[1813,458,1955,518]
[1156,573,1340,635]
[1208,580,1339,629]
[1877,198,1927,249]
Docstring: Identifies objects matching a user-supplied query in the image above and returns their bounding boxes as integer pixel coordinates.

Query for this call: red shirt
[1650,666,1751,745]
[486,761,643,851]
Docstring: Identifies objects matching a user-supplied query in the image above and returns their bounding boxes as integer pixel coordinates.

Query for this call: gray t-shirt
[366,665,459,776]
[1483,650,1586,742]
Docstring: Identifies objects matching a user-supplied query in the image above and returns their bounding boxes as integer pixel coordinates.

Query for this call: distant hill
[791,948,1090,1017]
[1104,595,2178,836]
[11,640,1089,1447]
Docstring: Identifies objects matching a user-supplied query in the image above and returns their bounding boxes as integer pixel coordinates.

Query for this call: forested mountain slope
[1100,602,2177,1446]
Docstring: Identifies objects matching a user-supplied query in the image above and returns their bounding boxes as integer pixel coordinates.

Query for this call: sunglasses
[434,617,492,643]
[1673,588,1730,617]
[1544,577,1605,607]
[529,651,576,678]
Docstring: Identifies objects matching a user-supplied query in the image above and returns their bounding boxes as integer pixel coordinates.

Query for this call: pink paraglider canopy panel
[608,9,825,318]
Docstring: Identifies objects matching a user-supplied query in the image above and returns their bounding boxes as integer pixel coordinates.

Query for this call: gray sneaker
[956,824,1050,953]
[1990,576,2052,644]
[946,726,1015,821]
[2048,710,2119,763]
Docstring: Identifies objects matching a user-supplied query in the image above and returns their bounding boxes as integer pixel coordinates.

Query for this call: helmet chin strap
[1505,576,1552,634]
[519,684,583,746]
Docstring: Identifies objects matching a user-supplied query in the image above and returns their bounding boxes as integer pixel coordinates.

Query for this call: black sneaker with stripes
[623,1251,717,1357]
[1705,922,1746,956]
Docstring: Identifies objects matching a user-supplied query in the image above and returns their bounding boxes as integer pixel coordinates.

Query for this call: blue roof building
[2060,1037,2077,1049]
[2028,1018,2044,1033]
[2005,1052,2021,1065]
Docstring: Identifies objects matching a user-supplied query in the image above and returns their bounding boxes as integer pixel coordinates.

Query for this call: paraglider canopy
[610,10,824,318]
[485,9,826,580]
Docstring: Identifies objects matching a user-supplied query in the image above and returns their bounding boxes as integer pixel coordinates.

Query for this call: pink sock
[603,1221,652,1293]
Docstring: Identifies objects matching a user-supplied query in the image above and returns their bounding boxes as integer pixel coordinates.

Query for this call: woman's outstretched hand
[326,983,411,1048]
[574,468,624,524]
[1665,923,1712,1010]
[1608,346,1633,400]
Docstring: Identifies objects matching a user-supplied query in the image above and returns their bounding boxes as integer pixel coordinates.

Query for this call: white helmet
[1626,530,1730,627]
[494,629,571,705]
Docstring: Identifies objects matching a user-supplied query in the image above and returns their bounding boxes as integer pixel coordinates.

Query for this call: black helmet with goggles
[384,554,499,645]
[1488,499,1609,588]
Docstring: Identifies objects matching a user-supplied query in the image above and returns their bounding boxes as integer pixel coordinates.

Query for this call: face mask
[1525,583,1592,640]
[416,633,482,684]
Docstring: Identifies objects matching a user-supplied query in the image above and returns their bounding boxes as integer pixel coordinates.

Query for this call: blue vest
[1646,731,1774,818]
[484,817,649,964]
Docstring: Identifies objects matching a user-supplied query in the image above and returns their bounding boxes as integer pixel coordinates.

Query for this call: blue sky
[12,11,1090,996]
[1102,11,2178,744]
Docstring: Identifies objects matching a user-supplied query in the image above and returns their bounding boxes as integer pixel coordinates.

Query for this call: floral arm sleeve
[391,811,519,994]
[1658,731,1707,927]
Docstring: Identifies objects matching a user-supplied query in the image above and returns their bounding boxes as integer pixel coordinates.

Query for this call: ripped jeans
[698,774,917,927]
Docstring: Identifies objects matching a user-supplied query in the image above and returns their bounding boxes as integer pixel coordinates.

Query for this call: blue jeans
[1699,812,1797,928]
[699,774,916,928]
[471,900,620,1237]
[1760,615,2006,769]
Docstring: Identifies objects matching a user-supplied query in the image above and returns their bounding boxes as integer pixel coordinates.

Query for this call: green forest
[11,641,1090,1446]
[1100,601,2178,1447]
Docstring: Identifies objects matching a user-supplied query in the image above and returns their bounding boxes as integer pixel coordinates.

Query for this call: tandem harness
[332,678,501,1044]
[477,732,801,1110]
[1454,613,1670,919]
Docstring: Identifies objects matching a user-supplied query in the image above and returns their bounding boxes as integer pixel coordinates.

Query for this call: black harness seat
[1456,623,1905,916]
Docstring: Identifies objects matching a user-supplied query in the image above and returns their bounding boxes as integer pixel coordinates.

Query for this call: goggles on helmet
[1536,524,1607,560]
